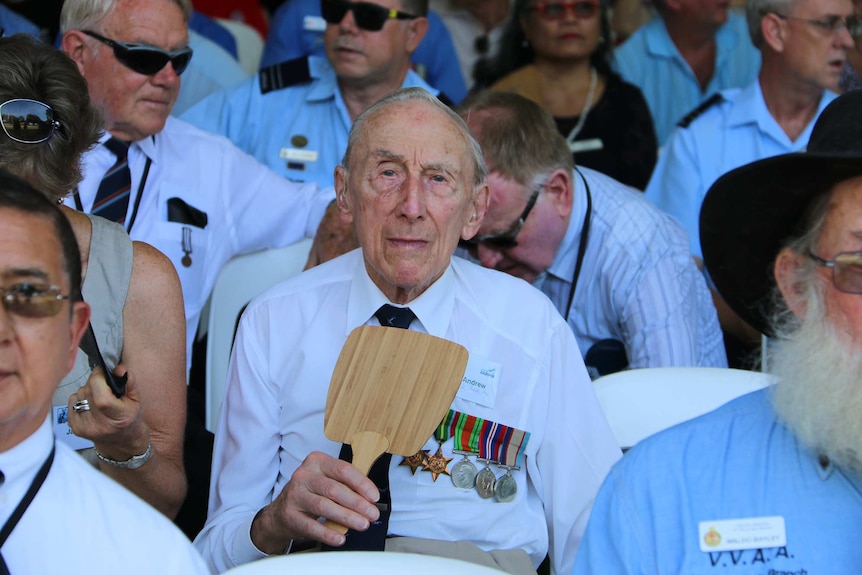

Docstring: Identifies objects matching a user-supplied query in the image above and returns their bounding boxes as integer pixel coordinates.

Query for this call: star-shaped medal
[399,450,430,474]
[423,446,453,482]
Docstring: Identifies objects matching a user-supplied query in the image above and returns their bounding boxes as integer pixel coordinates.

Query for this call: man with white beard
[572,90,862,574]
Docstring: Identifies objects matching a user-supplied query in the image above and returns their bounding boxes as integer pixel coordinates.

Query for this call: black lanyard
[73,148,153,235]
[0,445,55,575]
[564,168,592,321]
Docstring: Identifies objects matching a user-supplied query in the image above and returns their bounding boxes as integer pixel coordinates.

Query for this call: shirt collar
[0,416,53,485]
[346,249,457,338]
[546,170,588,284]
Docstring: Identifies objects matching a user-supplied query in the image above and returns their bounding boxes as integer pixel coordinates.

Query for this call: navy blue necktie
[326,304,415,552]
[91,138,132,224]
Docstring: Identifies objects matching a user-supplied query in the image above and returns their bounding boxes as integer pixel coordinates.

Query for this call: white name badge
[699,516,787,552]
[280,148,319,162]
[303,15,327,31]
[52,405,94,451]
[568,138,603,154]
[456,355,501,408]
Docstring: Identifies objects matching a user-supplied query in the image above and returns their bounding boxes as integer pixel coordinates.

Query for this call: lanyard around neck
[0,445,55,575]
[564,168,592,321]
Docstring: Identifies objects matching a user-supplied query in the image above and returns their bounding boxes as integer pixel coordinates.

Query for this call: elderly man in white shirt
[194,88,621,575]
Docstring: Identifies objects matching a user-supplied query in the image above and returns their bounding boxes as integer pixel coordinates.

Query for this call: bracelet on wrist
[95,441,152,469]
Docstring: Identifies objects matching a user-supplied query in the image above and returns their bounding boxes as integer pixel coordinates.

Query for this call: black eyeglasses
[460,184,541,252]
[529,0,600,20]
[808,250,862,294]
[1,283,70,318]
[0,99,62,144]
[767,12,862,37]
[83,30,194,76]
[321,0,418,31]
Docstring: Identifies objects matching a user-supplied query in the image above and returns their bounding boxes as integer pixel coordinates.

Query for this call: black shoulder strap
[259,56,313,95]
[677,93,724,129]
[436,92,455,109]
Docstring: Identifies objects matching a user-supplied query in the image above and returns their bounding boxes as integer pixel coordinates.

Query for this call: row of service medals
[400,409,531,504]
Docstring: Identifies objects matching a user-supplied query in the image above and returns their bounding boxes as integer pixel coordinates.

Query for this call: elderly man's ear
[462,182,490,239]
[774,248,810,319]
[334,166,354,223]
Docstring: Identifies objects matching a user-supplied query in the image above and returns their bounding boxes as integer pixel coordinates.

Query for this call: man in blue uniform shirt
[458,91,726,376]
[615,2,760,146]
[573,90,862,575]
[182,0,446,189]
[645,0,855,260]
[260,0,466,102]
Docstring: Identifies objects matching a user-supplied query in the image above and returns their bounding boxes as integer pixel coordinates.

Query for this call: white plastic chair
[216,18,264,75]
[205,239,313,432]
[222,552,507,575]
[593,367,776,450]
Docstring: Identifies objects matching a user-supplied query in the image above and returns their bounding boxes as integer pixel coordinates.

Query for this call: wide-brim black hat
[700,91,862,338]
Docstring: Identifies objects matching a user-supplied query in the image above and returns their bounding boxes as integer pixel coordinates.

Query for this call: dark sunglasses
[83,30,194,76]
[460,185,541,252]
[321,0,418,31]
[1,283,70,318]
[529,0,600,20]
[0,99,62,144]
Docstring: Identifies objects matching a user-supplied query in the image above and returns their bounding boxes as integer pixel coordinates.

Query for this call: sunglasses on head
[0,99,62,144]
[529,0,600,20]
[1,283,70,318]
[83,30,194,76]
[321,0,418,31]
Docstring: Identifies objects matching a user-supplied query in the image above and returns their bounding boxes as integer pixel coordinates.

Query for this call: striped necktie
[91,138,132,224]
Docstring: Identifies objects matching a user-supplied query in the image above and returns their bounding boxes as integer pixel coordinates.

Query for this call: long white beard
[770,304,862,478]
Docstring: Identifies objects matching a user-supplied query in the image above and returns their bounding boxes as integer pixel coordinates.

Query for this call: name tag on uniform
[280,148,318,163]
[457,355,501,408]
[698,516,786,552]
[303,15,327,31]
[53,405,94,451]
[568,138,603,154]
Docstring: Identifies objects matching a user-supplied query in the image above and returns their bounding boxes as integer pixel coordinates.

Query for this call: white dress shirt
[68,116,334,364]
[0,418,210,574]
[538,167,727,370]
[194,249,621,575]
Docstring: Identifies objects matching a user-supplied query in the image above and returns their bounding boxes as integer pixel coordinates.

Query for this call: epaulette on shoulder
[259,56,313,95]
[677,93,724,128]
[436,92,455,110]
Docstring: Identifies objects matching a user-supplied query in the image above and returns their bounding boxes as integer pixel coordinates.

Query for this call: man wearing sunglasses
[573,90,862,575]
[59,0,334,368]
[0,173,210,574]
[614,0,761,146]
[181,0,444,190]
[459,91,726,377]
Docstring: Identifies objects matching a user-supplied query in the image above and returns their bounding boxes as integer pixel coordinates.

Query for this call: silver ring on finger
[72,399,91,413]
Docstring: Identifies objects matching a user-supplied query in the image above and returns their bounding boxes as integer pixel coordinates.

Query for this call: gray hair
[457,90,573,189]
[60,0,192,33]
[342,87,487,188]
[746,0,796,47]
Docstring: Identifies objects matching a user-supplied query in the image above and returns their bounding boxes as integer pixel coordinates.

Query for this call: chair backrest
[593,367,776,450]
[222,551,507,575]
[205,239,313,432]
[216,18,264,75]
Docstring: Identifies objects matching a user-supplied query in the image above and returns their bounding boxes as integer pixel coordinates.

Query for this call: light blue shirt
[644,81,837,258]
[0,5,41,39]
[573,388,862,574]
[181,55,441,188]
[614,11,760,145]
[538,168,726,370]
[261,0,466,103]
[173,29,248,117]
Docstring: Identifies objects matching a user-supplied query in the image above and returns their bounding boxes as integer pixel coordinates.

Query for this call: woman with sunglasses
[0,34,188,520]
[473,0,658,190]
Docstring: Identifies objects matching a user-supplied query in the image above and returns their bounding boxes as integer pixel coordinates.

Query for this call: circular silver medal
[451,457,478,489]
[475,465,497,498]
[494,472,517,503]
